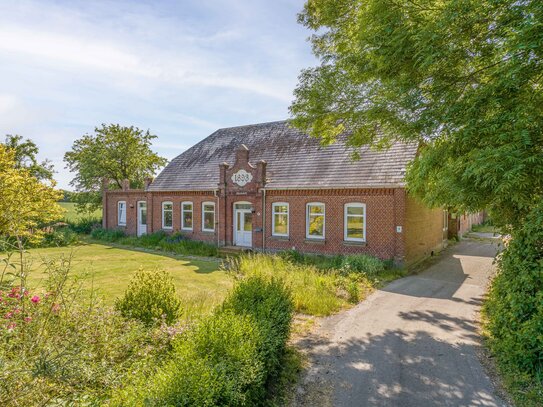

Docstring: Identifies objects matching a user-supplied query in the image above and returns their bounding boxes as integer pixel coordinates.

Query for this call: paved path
[293,240,508,407]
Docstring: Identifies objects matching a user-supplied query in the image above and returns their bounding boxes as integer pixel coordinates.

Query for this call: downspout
[214,189,220,248]
[262,188,266,252]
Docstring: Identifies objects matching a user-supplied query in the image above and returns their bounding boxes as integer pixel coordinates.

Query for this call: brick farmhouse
[102,121,470,265]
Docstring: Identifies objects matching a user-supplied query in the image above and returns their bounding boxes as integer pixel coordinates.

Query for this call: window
[202,202,215,232]
[306,203,325,239]
[272,202,289,237]
[162,201,173,229]
[181,202,193,230]
[344,203,366,242]
[117,201,126,226]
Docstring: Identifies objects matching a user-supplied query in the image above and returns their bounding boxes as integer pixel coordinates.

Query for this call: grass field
[22,243,231,310]
[58,202,102,221]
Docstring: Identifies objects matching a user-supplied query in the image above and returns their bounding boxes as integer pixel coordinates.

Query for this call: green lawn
[471,223,500,233]
[58,202,102,221]
[23,243,231,309]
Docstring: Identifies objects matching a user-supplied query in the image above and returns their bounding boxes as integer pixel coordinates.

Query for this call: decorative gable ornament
[231,169,253,187]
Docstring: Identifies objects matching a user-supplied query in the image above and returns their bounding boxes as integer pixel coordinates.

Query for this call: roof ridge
[216,119,288,132]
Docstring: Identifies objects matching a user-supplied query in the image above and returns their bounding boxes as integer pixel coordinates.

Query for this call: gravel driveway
[293,240,508,407]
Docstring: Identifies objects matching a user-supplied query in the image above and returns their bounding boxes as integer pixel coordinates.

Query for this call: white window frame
[202,201,216,232]
[443,210,448,231]
[344,203,366,242]
[181,201,193,231]
[306,202,325,239]
[162,201,173,230]
[272,202,289,237]
[117,201,126,226]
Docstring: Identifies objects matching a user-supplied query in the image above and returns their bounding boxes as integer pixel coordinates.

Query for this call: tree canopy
[0,144,62,243]
[2,135,54,181]
[64,124,167,211]
[290,0,543,228]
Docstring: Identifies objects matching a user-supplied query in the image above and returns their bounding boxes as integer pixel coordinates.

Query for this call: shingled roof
[148,120,418,191]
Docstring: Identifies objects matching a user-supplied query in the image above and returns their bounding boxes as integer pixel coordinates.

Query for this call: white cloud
[0,0,316,190]
[0,22,292,101]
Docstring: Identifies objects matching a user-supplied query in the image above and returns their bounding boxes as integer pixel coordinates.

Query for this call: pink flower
[24,317,32,323]
[31,296,40,304]
[5,312,13,319]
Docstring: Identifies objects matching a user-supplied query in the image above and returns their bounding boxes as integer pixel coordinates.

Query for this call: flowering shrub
[0,258,176,406]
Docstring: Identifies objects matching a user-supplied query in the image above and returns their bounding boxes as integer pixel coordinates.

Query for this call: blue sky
[0,0,316,189]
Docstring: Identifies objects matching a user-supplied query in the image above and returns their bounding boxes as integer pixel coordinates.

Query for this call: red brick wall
[104,190,147,236]
[105,187,406,261]
[104,190,218,243]
[149,191,217,243]
[457,212,484,237]
[263,188,404,261]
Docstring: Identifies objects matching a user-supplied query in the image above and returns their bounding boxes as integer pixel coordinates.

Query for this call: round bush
[115,269,182,326]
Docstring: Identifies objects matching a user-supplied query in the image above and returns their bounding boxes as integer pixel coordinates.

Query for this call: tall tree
[2,135,54,181]
[0,144,62,259]
[290,0,543,228]
[64,124,168,212]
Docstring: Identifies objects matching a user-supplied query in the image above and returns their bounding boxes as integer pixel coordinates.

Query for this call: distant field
[58,202,102,221]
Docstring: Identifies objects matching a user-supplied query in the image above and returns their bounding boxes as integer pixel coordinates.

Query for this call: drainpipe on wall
[214,189,220,248]
[262,188,266,252]
[101,178,109,229]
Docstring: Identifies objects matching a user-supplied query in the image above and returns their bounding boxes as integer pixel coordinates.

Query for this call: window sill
[343,240,367,247]
[270,235,289,241]
[304,238,326,244]
[202,230,216,234]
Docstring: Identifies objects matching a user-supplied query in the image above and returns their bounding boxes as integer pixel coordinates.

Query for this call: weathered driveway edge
[291,240,509,407]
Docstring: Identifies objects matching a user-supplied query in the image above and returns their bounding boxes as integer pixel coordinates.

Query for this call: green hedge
[115,276,293,406]
[90,229,218,257]
[483,202,543,404]
[221,277,294,379]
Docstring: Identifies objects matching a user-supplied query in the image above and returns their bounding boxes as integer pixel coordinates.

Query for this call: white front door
[234,209,252,247]
[137,201,147,237]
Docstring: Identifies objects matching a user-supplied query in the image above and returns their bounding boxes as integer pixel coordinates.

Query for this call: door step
[218,245,253,257]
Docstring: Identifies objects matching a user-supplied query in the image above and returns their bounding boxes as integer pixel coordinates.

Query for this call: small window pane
[163,202,173,228]
[140,208,147,225]
[346,217,364,239]
[183,203,193,211]
[234,203,252,210]
[274,214,288,235]
[274,205,288,213]
[309,205,324,214]
[308,215,324,236]
[118,202,126,225]
[243,213,252,231]
[164,211,172,227]
[204,204,214,212]
[204,212,214,230]
[183,212,193,228]
[347,206,364,216]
